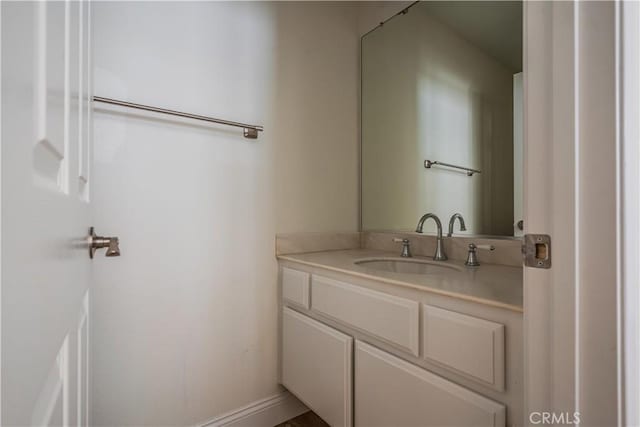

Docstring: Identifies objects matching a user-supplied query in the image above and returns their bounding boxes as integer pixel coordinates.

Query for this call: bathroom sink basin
[354,258,461,275]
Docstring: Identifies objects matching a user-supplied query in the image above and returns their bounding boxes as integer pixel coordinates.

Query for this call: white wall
[361,5,515,235]
[91,2,360,425]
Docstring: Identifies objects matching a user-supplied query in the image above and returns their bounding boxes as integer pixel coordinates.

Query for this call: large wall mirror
[361,1,523,237]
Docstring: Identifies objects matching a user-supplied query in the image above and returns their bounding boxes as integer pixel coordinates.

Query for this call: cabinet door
[355,341,505,427]
[282,308,353,427]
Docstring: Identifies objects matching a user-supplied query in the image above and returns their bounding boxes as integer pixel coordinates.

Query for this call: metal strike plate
[523,234,551,268]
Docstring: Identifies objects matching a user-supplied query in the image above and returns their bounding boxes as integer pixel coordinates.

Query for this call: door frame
[523,1,638,425]
[619,1,639,425]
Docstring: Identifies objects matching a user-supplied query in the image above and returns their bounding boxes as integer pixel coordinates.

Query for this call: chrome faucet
[447,213,467,237]
[415,213,447,261]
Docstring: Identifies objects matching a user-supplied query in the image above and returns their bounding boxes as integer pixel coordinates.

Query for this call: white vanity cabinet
[355,341,505,427]
[279,265,522,427]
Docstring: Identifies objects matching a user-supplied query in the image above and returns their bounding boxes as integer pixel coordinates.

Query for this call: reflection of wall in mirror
[362,5,516,236]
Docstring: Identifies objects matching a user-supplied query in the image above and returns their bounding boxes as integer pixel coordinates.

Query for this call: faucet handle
[474,244,495,251]
[392,238,412,258]
[465,243,495,266]
[392,238,410,243]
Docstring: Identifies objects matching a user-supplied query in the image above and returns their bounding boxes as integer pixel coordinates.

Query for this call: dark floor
[274,411,330,427]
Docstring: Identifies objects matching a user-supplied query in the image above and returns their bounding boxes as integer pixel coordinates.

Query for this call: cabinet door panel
[355,341,505,427]
[423,304,505,390]
[282,267,310,309]
[312,275,419,355]
[282,308,353,427]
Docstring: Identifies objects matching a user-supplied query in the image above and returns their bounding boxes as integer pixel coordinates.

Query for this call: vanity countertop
[278,249,523,312]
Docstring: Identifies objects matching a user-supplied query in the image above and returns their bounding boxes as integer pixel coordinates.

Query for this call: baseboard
[199,391,308,427]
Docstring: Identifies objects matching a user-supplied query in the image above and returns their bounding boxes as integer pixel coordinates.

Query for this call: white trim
[0,1,3,423]
[522,1,566,417]
[615,1,623,423]
[576,3,620,424]
[619,1,640,425]
[198,391,308,427]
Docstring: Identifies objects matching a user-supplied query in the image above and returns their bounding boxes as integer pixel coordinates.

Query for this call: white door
[2,1,98,425]
[523,1,624,425]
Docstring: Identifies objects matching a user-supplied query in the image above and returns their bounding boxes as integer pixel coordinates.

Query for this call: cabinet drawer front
[422,305,505,391]
[282,308,353,427]
[355,341,505,427]
[311,275,419,356]
[282,267,310,309]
